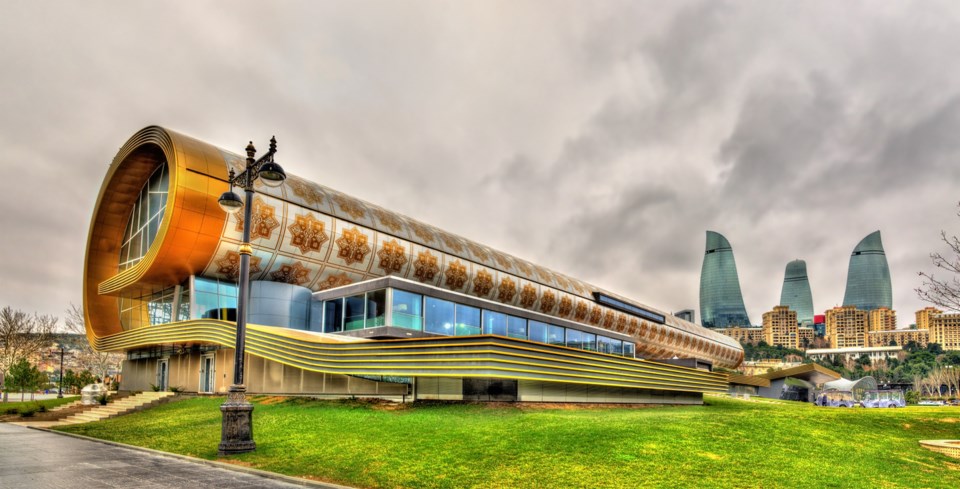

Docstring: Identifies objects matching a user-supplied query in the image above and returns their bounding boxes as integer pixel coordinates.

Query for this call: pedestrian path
[0,423,341,488]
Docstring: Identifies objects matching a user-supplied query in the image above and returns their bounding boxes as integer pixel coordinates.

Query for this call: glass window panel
[323,299,343,333]
[195,277,218,293]
[392,289,423,330]
[455,304,481,336]
[218,281,237,297]
[425,297,455,335]
[344,294,366,330]
[624,342,636,358]
[507,315,526,339]
[528,321,549,343]
[195,292,220,319]
[566,329,582,349]
[365,289,386,328]
[547,325,566,346]
[613,339,623,356]
[482,310,507,336]
[149,193,164,219]
[582,332,596,351]
[138,187,149,229]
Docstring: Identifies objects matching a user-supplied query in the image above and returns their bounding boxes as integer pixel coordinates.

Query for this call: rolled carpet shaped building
[84,127,739,403]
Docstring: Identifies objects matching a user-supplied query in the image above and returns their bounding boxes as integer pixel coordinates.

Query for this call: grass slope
[55,396,959,488]
[1,396,78,413]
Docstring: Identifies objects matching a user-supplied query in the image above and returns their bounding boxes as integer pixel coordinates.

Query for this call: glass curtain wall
[119,163,169,271]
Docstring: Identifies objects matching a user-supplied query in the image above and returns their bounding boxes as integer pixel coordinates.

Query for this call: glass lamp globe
[218,190,244,213]
[258,162,287,187]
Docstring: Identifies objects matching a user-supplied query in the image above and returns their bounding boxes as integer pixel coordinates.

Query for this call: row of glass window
[317,288,635,357]
[119,284,189,330]
[119,163,169,271]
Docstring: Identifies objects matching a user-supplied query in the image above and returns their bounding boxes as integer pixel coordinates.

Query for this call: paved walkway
[0,423,325,489]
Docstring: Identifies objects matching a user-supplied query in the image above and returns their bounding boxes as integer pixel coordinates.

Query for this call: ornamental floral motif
[270,261,312,285]
[371,209,404,233]
[408,221,435,244]
[553,273,570,290]
[534,266,553,282]
[235,197,280,240]
[215,250,262,279]
[615,314,627,333]
[497,277,517,303]
[473,269,494,296]
[287,177,323,207]
[571,280,587,295]
[335,227,371,265]
[444,260,468,290]
[332,194,366,220]
[557,296,573,317]
[288,213,328,254]
[515,261,532,277]
[318,272,352,291]
[519,284,538,309]
[627,317,640,336]
[467,243,489,262]
[603,310,616,328]
[574,301,589,322]
[440,233,464,253]
[539,290,556,314]
[589,305,603,325]
[414,250,440,282]
[376,239,407,274]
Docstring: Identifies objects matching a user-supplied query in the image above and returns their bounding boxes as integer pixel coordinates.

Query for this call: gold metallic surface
[238,243,253,255]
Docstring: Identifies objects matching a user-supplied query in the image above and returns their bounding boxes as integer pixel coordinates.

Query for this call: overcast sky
[1,1,958,327]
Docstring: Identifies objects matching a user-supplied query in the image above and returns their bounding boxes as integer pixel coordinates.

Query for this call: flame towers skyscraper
[842,230,893,311]
[699,231,752,328]
[779,260,814,325]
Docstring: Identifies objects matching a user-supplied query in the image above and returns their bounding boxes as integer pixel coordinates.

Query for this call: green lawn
[54,396,960,488]
[0,395,78,414]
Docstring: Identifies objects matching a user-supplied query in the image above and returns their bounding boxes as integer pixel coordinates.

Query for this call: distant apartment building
[868,328,929,348]
[930,313,960,350]
[798,326,815,347]
[867,307,897,333]
[916,307,942,331]
[763,306,798,349]
[826,305,867,348]
[716,326,764,345]
[813,314,826,337]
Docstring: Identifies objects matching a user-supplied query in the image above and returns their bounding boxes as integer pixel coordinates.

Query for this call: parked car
[816,390,856,408]
[860,390,906,408]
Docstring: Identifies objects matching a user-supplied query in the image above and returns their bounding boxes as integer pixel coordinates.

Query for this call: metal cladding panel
[85,127,743,368]
[699,231,751,329]
[780,259,815,324]
[842,231,893,311]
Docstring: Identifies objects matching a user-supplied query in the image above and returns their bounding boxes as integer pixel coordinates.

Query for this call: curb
[26,425,354,489]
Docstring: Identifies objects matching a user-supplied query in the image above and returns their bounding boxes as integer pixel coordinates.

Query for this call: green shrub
[96,393,109,405]
[18,404,38,417]
[169,386,183,394]
[149,383,161,392]
[3,406,19,415]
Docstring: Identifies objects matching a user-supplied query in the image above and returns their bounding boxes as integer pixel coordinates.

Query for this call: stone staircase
[58,391,176,425]
[49,399,83,412]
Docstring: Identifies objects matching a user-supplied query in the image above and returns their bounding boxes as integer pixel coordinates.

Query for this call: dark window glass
[344,294,366,331]
[613,339,623,356]
[507,315,526,339]
[482,310,507,336]
[392,289,423,330]
[566,329,582,349]
[323,299,343,333]
[528,321,549,343]
[425,297,455,335]
[624,342,636,358]
[455,304,481,336]
[366,289,386,328]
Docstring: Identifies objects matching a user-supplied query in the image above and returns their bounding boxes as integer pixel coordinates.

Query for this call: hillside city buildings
[701,230,960,356]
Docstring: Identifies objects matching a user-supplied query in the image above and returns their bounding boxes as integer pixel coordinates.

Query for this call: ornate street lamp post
[216,137,287,456]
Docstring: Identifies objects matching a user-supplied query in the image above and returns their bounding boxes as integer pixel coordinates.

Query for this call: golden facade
[930,313,960,350]
[762,306,798,349]
[715,326,765,346]
[867,329,929,348]
[867,307,897,333]
[916,307,942,331]
[825,306,867,349]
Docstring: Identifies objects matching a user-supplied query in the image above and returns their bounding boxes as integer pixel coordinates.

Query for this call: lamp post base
[218,384,255,456]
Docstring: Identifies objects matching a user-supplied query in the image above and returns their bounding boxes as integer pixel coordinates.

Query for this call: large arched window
[118,163,169,270]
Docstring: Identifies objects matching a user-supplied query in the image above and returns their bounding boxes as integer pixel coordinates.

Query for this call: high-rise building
[916,307,942,331]
[763,306,798,349]
[825,305,868,348]
[779,260,814,326]
[930,313,960,350]
[842,231,893,312]
[813,314,826,337]
[867,307,897,333]
[699,231,751,328]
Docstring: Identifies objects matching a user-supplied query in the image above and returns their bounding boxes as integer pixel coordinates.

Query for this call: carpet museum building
[83,127,740,404]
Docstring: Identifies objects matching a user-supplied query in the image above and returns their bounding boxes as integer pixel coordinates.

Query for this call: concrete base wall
[412,377,702,405]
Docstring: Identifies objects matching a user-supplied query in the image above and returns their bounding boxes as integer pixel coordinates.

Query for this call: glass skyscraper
[779,260,814,326]
[842,230,893,311]
[700,231,752,328]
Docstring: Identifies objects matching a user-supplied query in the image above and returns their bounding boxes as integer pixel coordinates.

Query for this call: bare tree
[0,307,55,402]
[64,303,123,383]
[917,204,960,311]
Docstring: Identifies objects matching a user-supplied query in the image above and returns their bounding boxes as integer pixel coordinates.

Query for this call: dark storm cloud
[0,0,958,326]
